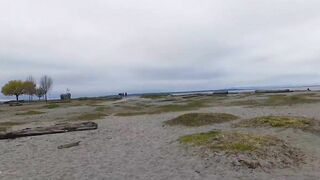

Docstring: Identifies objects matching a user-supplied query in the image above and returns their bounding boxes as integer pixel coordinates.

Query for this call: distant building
[60,93,71,100]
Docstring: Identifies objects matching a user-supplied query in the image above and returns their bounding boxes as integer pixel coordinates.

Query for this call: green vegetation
[265,94,319,106]
[70,112,107,121]
[66,92,320,117]
[95,106,108,112]
[1,75,53,102]
[179,131,221,145]
[44,103,60,109]
[1,80,26,101]
[180,130,305,169]
[228,94,320,107]
[141,93,170,99]
[16,111,45,116]
[0,121,25,132]
[164,113,238,126]
[115,99,210,116]
[179,130,275,152]
[236,116,312,128]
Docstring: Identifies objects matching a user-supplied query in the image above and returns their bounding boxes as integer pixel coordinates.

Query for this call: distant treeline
[1,75,53,101]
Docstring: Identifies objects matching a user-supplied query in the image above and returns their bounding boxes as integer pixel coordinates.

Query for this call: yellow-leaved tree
[1,80,25,101]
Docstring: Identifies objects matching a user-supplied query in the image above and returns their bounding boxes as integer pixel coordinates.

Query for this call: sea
[1,85,320,102]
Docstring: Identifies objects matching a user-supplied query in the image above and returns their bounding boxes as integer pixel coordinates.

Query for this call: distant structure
[118,92,128,98]
[213,90,229,94]
[60,93,71,100]
[255,89,291,93]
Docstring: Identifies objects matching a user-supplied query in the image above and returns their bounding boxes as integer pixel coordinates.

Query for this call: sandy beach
[1,92,320,180]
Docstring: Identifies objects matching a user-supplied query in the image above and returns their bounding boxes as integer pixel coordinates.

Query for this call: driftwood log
[0,122,98,140]
[58,141,81,149]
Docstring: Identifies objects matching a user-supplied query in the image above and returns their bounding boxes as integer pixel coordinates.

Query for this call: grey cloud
[1,0,320,99]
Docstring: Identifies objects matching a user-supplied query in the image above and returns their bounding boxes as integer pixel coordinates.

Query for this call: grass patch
[70,112,107,121]
[44,103,60,109]
[141,93,170,99]
[16,111,45,116]
[179,130,274,152]
[179,130,305,169]
[236,116,312,128]
[227,99,260,107]
[164,113,239,126]
[0,121,25,132]
[265,94,317,106]
[115,100,209,116]
[95,106,108,112]
[228,94,320,107]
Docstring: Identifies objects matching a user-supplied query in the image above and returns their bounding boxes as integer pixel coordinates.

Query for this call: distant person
[307,88,311,91]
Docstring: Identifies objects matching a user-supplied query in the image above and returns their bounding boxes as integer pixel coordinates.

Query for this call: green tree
[1,80,25,101]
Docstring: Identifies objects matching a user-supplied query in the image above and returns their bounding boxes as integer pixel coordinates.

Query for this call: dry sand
[0,94,320,179]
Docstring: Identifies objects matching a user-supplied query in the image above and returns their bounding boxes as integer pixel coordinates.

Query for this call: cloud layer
[1,0,320,99]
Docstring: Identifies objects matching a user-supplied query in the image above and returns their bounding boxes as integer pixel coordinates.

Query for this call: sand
[0,93,320,179]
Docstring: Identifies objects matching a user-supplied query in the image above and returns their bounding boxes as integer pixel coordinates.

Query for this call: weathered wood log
[58,141,81,149]
[0,122,98,140]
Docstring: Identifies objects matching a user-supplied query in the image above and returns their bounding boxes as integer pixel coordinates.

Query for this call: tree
[35,87,45,100]
[26,75,35,83]
[1,80,25,101]
[24,79,36,101]
[40,75,53,102]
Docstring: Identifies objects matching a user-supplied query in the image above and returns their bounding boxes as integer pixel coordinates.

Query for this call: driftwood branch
[58,141,81,149]
[0,122,98,140]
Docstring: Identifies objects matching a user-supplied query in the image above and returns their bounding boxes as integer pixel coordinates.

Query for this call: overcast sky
[1,0,320,99]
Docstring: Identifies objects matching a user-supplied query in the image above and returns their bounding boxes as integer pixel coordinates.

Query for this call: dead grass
[95,106,109,112]
[179,130,272,152]
[97,94,234,116]
[236,116,312,128]
[114,99,210,116]
[43,103,60,109]
[265,94,319,106]
[228,94,320,107]
[179,130,305,169]
[69,112,107,121]
[164,113,238,126]
[16,111,45,116]
[0,121,25,132]
[141,93,170,99]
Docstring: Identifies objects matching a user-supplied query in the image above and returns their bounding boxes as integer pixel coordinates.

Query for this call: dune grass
[236,116,312,128]
[44,103,60,109]
[179,130,275,152]
[228,94,320,107]
[95,106,108,112]
[164,113,239,126]
[115,99,209,116]
[16,111,45,116]
[265,94,319,106]
[70,112,107,121]
[141,93,170,99]
[0,121,25,132]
